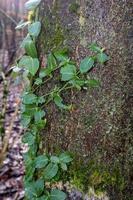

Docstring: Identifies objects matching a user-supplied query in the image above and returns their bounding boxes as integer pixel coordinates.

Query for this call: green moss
[40,18,65,52]
[68,156,125,195]
[38,2,66,53]
[69,2,80,14]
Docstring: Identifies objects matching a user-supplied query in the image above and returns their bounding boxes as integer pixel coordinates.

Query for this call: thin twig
[0,8,17,25]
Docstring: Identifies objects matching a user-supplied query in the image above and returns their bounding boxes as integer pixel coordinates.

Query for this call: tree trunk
[37,1,132,199]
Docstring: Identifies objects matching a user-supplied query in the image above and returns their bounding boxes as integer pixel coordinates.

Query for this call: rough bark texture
[37,0,133,199]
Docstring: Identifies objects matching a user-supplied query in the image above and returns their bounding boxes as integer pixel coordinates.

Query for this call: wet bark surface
[38,0,133,199]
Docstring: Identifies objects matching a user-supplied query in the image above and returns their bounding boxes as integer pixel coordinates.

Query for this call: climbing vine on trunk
[14,0,109,199]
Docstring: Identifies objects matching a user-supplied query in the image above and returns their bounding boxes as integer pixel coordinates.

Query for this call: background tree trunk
[0,0,27,69]
[37,1,132,199]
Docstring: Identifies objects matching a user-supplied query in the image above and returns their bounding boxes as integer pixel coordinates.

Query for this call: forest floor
[0,78,25,200]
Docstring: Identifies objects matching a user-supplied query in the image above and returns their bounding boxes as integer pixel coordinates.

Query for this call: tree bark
[37,1,133,199]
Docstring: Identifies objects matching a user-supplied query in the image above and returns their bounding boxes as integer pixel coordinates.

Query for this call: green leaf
[89,43,102,53]
[80,57,94,73]
[34,179,44,197]
[47,53,57,70]
[25,179,44,198]
[22,132,35,145]
[50,189,67,200]
[28,21,41,37]
[25,0,41,11]
[23,153,33,167]
[37,196,49,200]
[16,20,30,30]
[21,114,31,127]
[54,95,71,110]
[22,105,37,116]
[69,79,85,90]
[21,34,32,48]
[37,96,46,104]
[25,41,38,58]
[50,156,60,164]
[54,51,69,62]
[34,110,46,122]
[96,52,109,64]
[35,155,48,168]
[25,164,36,181]
[85,79,100,87]
[35,119,47,129]
[22,93,37,104]
[43,163,58,180]
[25,182,36,199]
[19,56,39,76]
[34,78,42,85]
[39,68,51,78]
[60,163,67,171]
[59,153,73,163]
[60,64,76,81]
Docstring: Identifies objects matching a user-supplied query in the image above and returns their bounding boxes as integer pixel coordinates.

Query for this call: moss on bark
[37,0,133,199]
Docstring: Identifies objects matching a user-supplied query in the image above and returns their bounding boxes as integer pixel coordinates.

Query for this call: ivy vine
[14,0,110,199]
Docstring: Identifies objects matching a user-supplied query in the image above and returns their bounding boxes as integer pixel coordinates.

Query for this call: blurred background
[0,0,27,70]
[0,1,27,199]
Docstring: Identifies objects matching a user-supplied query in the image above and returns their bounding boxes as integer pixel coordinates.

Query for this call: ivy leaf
[25,179,44,198]
[50,189,67,200]
[37,96,46,104]
[39,68,51,78]
[59,153,73,163]
[22,132,35,145]
[96,52,109,64]
[47,53,57,70]
[26,165,35,181]
[54,51,69,62]
[22,105,37,116]
[69,79,85,90]
[43,163,58,180]
[21,114,31,127]
[34,78,42,85]
[25,182,36,199]
[23,152,33,167]
[80,57,94,73]
[33,179,44,197]
[22,93,37,104]
[28,21,41,37]
[16,20,30,30]
[60,64,76,81]
[37,195,49,200]
[19,56,39,76]
[34,110,46,122]
[89,43,102,53]
[25,0,41,11]
[21,34,32,48]
[25,41,38,58]
[54,95,71,110]
[50,156,60,164]
[35,155,48,168]
[35,119,47,129]
[60,163,67,171]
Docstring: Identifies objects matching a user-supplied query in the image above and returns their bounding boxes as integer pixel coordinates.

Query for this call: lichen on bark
[37,0,133,199]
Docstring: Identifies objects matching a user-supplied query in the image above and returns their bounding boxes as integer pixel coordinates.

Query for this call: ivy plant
[14,0,110,199]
